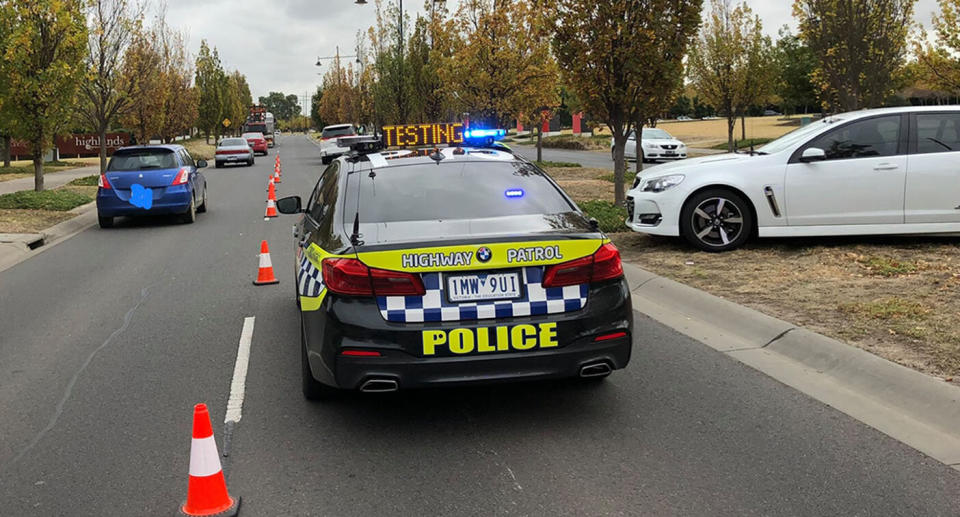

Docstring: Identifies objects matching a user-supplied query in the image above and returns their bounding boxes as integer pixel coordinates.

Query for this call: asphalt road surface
[1,135,959,516]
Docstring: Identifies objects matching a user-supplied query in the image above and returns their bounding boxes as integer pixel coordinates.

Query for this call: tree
[553,0,702,204]
[439,0,560,128]
[774,27,819,114]
[258,92,301,121]
[0,5,15,167]
[224,71,252,136]
[794,0,915,112]
[367,0,412,125]
[78,0,143,174]
[688,0,773,152]
[310,85,325,129]
[3,0,88,191]
[914,0,960,93]
[156,21,196,143]
[195,40,226,143]
[120,24,164,144]
[318,58,360,124]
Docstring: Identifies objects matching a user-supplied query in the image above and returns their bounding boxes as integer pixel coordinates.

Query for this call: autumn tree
[439,0,559,128]
[3,0,88,191]
[121,24,164,144]
[78,0,143,173]
[368,0,413,124]
[310,85,325,129]
[553,0,702,204]
[318,58,360,124]
[0,5,14,167]
[914,0,960,93]
[794,0,915,111]
[224,71,252,135]
[688,0,773,152]
[156,22,196,143]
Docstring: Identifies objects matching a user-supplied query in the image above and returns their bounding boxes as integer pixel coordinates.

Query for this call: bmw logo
[477,246,492,263]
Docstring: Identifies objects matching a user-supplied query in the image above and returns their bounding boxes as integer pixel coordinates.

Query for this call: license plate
[447,272,521,302]
[664,152,677,156]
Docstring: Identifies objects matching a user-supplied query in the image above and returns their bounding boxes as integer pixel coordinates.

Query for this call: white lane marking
[225,317,255,424]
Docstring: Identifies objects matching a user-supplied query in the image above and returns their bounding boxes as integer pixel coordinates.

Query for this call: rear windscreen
[322,126,355,138]
[221,138,247,146]
[354,161,575,223]
[108,149,177,171]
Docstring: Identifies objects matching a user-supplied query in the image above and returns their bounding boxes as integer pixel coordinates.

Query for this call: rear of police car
[296,128,633,398]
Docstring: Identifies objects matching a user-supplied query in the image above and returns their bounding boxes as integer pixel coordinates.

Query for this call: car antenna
[350,211,362,247]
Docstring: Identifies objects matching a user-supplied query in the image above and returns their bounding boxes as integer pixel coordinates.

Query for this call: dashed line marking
[225,316,255,425]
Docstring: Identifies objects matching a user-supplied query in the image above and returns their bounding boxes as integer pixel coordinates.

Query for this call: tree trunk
[727,115,736,152]
[536,123,543,163]
[32,144,44,192]
[636,117,646,175]
[741,115,746,142]
[612,130,628,206]
[2,136,10,168]
[99,125,108,174]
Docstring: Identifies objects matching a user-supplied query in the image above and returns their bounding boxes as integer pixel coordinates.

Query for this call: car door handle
[873,163,899,171]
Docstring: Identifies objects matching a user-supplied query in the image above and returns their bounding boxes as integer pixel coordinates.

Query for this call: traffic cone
[264,197,278,218]
[253,240,279,285]
[273,164,281,183]
[267,182,277,202]
[180,403,240,516]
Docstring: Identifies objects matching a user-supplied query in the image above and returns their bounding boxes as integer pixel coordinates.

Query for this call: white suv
[318,124,357,164]
[625,106,960,251]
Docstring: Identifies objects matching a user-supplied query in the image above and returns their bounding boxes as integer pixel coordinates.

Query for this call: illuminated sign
[381,123,464,148]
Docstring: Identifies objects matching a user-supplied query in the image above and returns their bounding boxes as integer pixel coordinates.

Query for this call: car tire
[321,155,330,165]
[197,186,207,213]
[181,197,196,224]
[248,158,254,166]
[98,215,113,228]
[215,161,223,169]
[300,314,336,401]
[679,188,753,252]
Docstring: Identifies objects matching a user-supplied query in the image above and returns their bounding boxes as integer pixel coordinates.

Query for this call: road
[1,135,959,515]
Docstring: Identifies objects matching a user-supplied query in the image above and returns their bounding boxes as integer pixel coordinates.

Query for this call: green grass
[542,135,609,151]
[709,137,774,150]
[578,199,629,233]
[68,175,100,186]
[535,160,582,168]
[598,172,639,184]
[841,298,931,320]
[0,189,93,211]
[858,256,919,277]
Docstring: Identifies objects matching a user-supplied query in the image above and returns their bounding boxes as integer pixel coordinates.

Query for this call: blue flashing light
[505,188,525,199]
[463,128,506,140]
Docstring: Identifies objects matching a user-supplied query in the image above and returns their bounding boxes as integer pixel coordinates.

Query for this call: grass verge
[68,175,100,187]
[0,189,93,211]
[578,200,629,233]
[536,160,581,168]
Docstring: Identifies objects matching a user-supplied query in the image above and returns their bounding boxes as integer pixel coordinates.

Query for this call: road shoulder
[624,262,960,471]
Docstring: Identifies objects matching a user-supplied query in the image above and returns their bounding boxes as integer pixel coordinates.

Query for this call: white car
[319,124,357,164]
[612,127,687,163]
[625,106,960,251]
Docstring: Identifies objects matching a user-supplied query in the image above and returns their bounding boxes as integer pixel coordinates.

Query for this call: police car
[276,123,633,400]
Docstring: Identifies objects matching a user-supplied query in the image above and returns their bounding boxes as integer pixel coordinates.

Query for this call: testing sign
[381,123,464,148]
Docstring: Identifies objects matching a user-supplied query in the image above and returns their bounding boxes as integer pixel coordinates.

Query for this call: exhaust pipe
[359,378,399,393]
[579,362,612,378]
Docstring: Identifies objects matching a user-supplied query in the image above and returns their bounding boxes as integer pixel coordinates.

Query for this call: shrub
[578,199,629,233]
[0,190,93,211]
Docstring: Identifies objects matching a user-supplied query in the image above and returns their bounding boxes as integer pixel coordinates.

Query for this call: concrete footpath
[0,165,99,195]
[624,262,960,471]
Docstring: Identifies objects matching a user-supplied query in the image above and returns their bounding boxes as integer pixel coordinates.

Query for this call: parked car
[96,145,207,228]
[763,109,782,117]
[611,127,688,163]
[318,124,357,164]
[677,115,693,121]
[215,137,254,168]
[242,132,269,155]
[624,106,960,251]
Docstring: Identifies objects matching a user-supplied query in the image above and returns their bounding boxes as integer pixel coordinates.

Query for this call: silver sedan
[215,137,254,168]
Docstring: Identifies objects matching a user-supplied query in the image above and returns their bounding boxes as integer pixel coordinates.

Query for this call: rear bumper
[96,186,191,217]
[302,278,634,390]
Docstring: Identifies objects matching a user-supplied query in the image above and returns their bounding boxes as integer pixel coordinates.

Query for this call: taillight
[341,350,382,357]
[322,258,425,296]
[171,167,189,186]
[542,243,623,287]
[98,174,111,189]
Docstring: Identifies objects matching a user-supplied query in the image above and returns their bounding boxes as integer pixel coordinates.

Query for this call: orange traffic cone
[267,182,277,201]
[273,164,281,183]
[253,240,279,285]
[180,404,240,516]
[265,198,278,218]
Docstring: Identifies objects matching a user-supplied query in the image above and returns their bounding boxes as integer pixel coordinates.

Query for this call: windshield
[242,133,264,140]
[322,126,355,138]
[642,128,672,140]
[756,118,842,154]
[220,138,247,147]
[107,149,178,171]
[355,161,575,223]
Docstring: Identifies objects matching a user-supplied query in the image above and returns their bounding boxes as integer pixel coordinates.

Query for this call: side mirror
[196,159,208,168]
[276,195,303,214]
[799,147,826,163]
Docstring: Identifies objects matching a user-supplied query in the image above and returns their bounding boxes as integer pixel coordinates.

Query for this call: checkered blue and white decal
[297,254,324,297]
[377,266,587,323]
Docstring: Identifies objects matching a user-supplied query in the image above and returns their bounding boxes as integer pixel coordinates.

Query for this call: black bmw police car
[276,123,632,400]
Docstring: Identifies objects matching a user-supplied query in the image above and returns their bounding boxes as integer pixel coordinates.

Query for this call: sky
[163,0,943,116]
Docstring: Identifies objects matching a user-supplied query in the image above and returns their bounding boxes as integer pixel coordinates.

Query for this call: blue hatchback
[96,145,208,228]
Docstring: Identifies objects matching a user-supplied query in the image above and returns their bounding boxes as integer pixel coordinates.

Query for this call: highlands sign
[10,133,132,159]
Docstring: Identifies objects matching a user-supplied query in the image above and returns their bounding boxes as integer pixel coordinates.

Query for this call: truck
[242,106,276,148]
